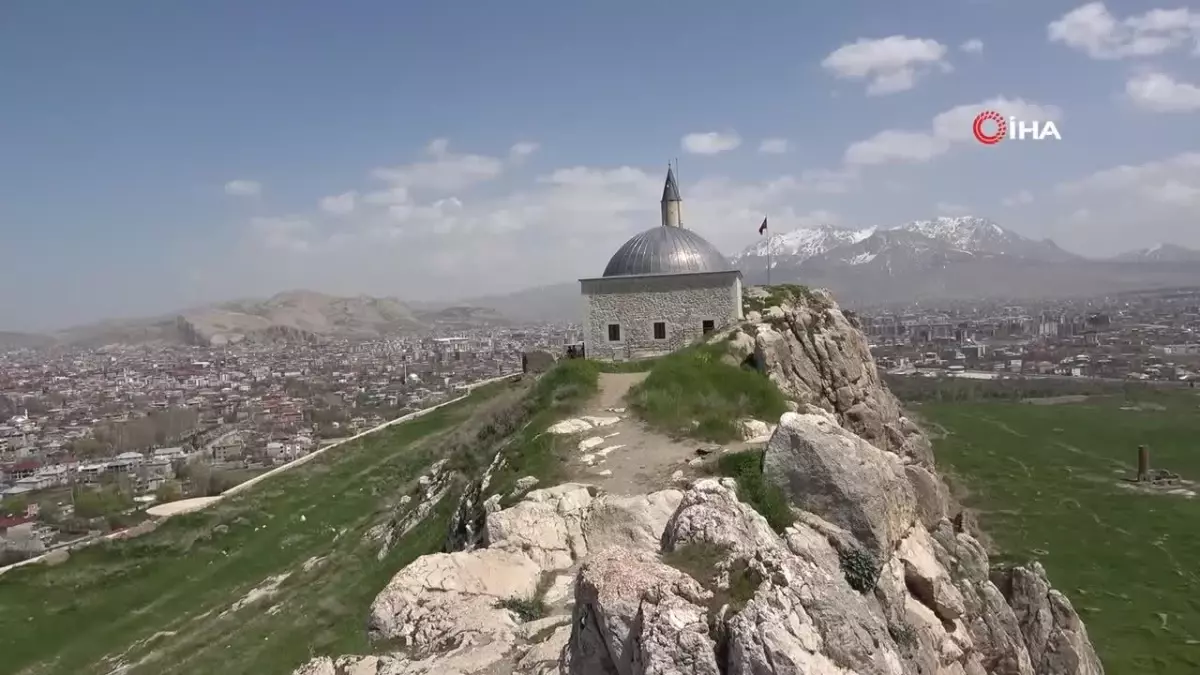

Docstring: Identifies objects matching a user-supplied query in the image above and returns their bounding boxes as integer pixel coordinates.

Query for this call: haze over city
[2,0,1198,329]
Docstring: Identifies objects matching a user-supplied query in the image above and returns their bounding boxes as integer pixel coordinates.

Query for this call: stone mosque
[579,168,744,361]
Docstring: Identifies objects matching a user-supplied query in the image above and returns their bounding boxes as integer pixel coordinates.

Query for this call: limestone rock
[485,483,682,571]
[662,477,779,555]
[997,563,1105,675]
[366,547,540,650]
[723,328,757,368]
[749,293,931,465]
[568,547,718,675]
[764,412,916,559]
[905,464,949,529]
[737,418,774,441]
[546,416,620,435]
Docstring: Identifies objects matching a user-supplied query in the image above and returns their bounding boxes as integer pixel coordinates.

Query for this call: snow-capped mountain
[731,216,1076,270]
[805,228,980,271]
[1112,243,1200,263]
[730,224,875,264]
[891,217,1077,262]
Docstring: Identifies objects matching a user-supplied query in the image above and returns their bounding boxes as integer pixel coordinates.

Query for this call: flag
[758,217,768,235]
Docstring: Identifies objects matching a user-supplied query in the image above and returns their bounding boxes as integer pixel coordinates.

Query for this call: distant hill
[0,331,54,351]
[1112,243,1200,263]
[4,291,512,349]
[449,283,581,324]
[12,215,1200,345]
[449,216,1200,321]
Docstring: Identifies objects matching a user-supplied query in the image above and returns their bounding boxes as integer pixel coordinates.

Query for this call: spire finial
[661,164,682,227]
[661,166,681,203]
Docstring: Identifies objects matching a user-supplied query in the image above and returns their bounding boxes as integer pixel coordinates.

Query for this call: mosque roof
[601,225,730,277]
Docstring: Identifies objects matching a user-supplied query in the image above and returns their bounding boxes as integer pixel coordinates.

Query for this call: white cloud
[681,131,742,155]
[1126,72,1200,112]
[758,138,789,154]
[509,141,540,159]
[1057,152,1200,208]
[250,216,312,252]
[845,97,1063,165]
[224,180,262,197]
[238,142,858,299]
[1052,153,1200,254]
[821,36,950,95]
[845,131,948,166]
[960,39,984,54]
[936,202,971,215]
[369,139,505,194]
[1048,3,1200,59]
[319,191,358,216]
[1002,190,1034,207]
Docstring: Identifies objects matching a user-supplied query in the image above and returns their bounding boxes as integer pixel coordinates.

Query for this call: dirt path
[561,372,720,495]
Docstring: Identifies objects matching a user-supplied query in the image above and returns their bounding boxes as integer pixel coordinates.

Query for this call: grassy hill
[920,389,1200,674]
[0,358,625,675]
[0,378,542,675]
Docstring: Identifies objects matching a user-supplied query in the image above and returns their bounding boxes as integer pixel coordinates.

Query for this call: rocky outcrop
[295,288,1102,675]
[730,288,934,466]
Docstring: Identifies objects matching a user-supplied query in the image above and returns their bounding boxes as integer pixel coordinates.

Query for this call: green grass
[0,381,524,675]
[710,450,795,533]
[742,283,825,314]
[625,344,788,443]
[484,359,604,502]
[921,389,1200,674]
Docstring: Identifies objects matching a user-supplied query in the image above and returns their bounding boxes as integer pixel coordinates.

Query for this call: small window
[702,320,715,334]
[652,322,667,340]
[607,323,621,342]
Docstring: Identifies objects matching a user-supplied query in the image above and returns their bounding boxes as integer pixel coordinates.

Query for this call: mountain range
[727,216,1200,307]
[457,216,1200,320]
[0,291,510,350]
[6,216,1200,349]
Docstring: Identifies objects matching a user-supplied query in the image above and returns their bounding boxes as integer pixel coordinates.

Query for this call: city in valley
[3,283,1198,563]
[0,327,550,562]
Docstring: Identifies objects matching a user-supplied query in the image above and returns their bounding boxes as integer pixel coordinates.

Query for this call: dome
[602,226,730,277]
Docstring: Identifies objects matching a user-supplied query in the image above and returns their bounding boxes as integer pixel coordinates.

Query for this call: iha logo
[972,110,1061,145]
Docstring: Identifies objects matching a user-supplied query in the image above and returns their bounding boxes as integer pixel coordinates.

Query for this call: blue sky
[1,0,1198,329]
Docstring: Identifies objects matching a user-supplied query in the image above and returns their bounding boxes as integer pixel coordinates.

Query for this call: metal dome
[602,226,730,277]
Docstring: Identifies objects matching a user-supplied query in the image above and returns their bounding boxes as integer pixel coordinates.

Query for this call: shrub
[838,545,879,593]
[743,284,824,314]
[712,450,795,533]
[626,344,788,443]
[495,595,547,622]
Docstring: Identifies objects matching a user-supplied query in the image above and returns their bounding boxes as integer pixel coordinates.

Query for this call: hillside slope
[293,287,1104,675]
[1,288,1104,674]
[0,378,552,674]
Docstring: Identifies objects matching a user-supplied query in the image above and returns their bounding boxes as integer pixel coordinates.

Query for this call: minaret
[661,166,682,228]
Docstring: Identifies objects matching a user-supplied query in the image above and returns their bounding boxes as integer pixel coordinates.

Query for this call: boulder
[997,563,1105,675]
[569,547,718,675]
[764,412,916,559]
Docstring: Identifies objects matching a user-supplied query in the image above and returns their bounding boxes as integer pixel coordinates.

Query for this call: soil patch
[561,373,719,494]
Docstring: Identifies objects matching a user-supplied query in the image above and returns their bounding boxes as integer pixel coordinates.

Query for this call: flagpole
[766,224,772,287]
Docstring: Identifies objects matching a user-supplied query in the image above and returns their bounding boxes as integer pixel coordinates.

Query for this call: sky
[1,0,1198,330]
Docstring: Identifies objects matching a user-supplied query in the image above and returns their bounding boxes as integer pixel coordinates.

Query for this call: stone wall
[581,271,741,360]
